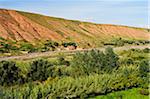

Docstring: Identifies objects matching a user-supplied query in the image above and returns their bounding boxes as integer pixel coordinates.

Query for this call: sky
[0,0,149,28]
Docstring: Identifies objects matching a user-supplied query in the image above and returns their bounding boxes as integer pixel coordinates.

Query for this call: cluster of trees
[139,60,149,77]
[71,47,119,75]
[0,61,24,86]
[0,63,148,98]
[0,42,18,53]
[19,41,60,53]
[0,41,78,54]
[0,57,71,86]
[27,59,54,81]
[57,56,70,66]
[62,42,77,48]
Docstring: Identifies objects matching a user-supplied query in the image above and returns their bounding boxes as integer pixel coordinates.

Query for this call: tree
[126,58,134,65]
[62,42,77,48]
[0,61,24,86]
[139,60,149,77]
[19,42,34,52]
[71,48,119,75]
[58,56,70,66]
[105,47,119,72]
[143,48,150,53]
[27,59,53,81]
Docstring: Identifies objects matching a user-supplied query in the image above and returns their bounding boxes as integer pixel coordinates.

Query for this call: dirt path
[0,45,149,61]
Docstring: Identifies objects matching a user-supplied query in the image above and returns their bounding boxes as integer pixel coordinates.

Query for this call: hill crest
[0,9,149,46]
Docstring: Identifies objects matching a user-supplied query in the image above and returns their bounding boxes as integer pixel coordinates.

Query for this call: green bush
[57,56,70,66]
[126,58,134,65]
[71,47,119,75]
[0,43,18,53]
[19,42,36,52]
[27,59,53,81]
[0,48,7,53]
[139,60,149,77]
[105,47,119,72]
[143,48,150,53]
[0,61,24,86]
[62,42,77,48]
[139,89,149,96]
[44,40,59,51]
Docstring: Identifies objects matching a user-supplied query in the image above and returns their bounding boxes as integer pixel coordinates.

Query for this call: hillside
[0,9,149,47]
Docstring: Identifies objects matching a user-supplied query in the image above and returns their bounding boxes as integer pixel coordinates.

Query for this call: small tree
[126,58,134,65]
[0,61,24,86]
[27,59,53,81]
[139,60,149,77]
[105,47,119,72]
[143,48,150,53]
[58,57,70,66]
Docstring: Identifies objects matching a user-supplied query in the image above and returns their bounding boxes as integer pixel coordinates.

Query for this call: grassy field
[91,88,149,99]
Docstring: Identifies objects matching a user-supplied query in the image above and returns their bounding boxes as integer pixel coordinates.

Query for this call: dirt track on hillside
[0,45,149,61]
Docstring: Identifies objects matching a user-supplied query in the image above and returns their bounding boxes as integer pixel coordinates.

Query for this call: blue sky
[0,0,148,28]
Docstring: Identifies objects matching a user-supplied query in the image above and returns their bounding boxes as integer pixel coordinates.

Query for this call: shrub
[44,41,54,48]
[19,42,35,52]
[139,89,149,96]
[53,42,59,47]
[27,59,53,81]
[0,48,7,53]
[44,40,59,49]
[71,47,119,75]
[139,60,149,77]
[126,58,134,65]
[62,42,77,48]
[71,50,105,75]
[57,57,70,66]
[0,43,16,53]
[143,48,150,53]
[105,47,119,72]
[0,61,24,86]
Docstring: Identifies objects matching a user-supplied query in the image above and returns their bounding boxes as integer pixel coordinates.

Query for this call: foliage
[62,42,77,48]
[0,42,18,53]
[44,40,59,51]
[0,47,149,98]
[0,68,146,99]
[143,48,150,53]
[27,59,53,81]
[0,61,24,86]
[139,89,149,96]
[93,88,149,99]
[105,47,119,72]
[19,42,35,52]
[57,56,70,66]
[139,60,149,77]
[103,38,150,47]
[126,58,134,65]
[71,47,119,75]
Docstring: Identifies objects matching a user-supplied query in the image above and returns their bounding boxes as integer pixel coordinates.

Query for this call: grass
[117,49,150,61]
[90,88,149,99]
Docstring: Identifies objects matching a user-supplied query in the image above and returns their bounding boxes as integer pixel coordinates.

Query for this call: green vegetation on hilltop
[0,37,78,56]
[0,36,149,57]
